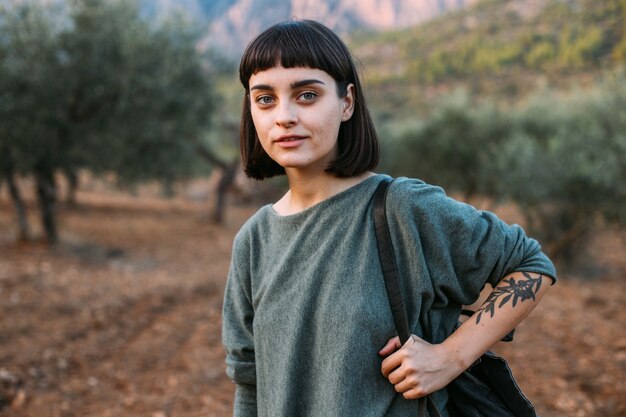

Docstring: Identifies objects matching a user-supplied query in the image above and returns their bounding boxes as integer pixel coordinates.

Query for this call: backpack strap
[372,177,410,344]
[372,177,442,417]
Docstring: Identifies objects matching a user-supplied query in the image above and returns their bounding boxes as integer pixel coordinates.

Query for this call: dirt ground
[0,181,625,417]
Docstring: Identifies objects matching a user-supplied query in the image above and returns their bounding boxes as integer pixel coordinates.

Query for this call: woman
[222,20,556,417]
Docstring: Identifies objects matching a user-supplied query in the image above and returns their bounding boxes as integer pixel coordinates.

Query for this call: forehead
[248,66,335,89]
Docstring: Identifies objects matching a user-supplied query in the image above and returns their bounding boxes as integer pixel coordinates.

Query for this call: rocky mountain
[144,0,479,56]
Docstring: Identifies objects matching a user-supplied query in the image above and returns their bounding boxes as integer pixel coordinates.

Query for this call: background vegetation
[379,77,626,262]
[0,0,239,242]
[1,0,625,261]
[353,0,626,119]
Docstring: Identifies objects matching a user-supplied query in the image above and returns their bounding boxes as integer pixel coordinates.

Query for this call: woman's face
[248,65,354,175]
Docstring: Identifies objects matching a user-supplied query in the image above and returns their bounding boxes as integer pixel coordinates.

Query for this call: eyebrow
[250,79,326,92]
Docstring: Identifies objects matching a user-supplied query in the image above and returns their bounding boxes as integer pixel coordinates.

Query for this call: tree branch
[194,141,229,169]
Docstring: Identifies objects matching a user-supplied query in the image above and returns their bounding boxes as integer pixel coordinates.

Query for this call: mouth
[274,135,307,143]
[274,135,307,148]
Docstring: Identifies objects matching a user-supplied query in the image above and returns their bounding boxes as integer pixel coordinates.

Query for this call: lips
[274,135,307,143]
[273,135,307,149]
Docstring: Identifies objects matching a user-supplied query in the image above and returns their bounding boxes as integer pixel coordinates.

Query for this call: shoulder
[231,204,273,256]
[386,176,457,213]
[384,176,490,232]
[387,176,443,197]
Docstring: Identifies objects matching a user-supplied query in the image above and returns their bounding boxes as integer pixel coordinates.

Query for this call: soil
[1,182,625,417]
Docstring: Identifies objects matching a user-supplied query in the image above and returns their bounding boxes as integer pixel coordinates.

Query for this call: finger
[393,376,417,394]
[406,334,425,346]
[387,366,407,385]
[378,336,401,356]
[381,349,405,378]
[402,386,429,400]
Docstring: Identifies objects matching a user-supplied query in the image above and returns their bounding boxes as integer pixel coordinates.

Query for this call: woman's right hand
[378,335,464,400]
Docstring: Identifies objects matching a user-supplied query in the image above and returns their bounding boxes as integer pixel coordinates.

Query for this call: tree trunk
[544,216,589,262]
[5,170,31,241]
[195,141,239,224]
[213,161,239,224]
[65,168,79,206]
[35,166,58,244]
[161,178,175,198]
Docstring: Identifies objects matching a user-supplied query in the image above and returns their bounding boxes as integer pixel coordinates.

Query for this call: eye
[255,95,274,105]
[298,91,318,102]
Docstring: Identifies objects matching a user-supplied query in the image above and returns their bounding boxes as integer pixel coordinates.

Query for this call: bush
[381,77,626,263]
[507,80,626,260]
[381,91,511,200]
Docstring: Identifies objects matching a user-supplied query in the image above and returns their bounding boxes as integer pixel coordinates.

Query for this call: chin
[273,154,335,172]
[273,157,308,169]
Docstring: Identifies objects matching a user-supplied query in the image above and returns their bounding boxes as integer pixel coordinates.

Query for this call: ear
[341,83,355,122]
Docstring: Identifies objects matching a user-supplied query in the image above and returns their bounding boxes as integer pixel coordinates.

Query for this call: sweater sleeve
[222,241,257,416]
[388,178,557,307]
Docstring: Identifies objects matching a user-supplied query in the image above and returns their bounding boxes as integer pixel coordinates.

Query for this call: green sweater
[222,174,556,417]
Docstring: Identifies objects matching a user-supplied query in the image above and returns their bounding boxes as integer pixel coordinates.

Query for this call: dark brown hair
[239,19,379,179]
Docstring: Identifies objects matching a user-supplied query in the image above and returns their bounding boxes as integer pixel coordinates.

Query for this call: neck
[273,169,375,216]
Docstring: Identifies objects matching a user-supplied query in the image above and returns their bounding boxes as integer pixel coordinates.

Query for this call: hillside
[4,0,478,55]
[350,0,626,119]
[143,0,479,55]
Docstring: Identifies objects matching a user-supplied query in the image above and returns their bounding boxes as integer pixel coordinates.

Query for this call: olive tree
[0,0,218,243]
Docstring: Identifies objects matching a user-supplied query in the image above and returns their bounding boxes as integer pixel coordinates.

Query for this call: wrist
[439,336,475,374]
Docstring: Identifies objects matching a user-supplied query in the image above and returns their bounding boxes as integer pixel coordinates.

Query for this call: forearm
[443,271,552,372]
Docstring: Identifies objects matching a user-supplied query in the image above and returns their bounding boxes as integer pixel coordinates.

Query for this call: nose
[275,101,297,128]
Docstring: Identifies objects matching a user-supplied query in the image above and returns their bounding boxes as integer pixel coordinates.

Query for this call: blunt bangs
[239,20,379,180]
[240,20,353,90]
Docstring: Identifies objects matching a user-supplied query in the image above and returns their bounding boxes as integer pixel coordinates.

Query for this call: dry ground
[0,182,625,417]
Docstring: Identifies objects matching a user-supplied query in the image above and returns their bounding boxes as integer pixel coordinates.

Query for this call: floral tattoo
[475,272,544,324]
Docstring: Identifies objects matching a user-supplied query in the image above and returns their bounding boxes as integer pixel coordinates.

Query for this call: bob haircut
[239,19,379,180]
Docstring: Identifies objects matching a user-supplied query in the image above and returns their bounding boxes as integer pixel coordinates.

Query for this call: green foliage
[508,87,626,260]
[525,41,557,68]
[0,0,217,185]
[381,91,509,199]
[381,76,626,261]
[0,0,223,241]
[0,2,66,173]
[352,0,625,117]
[613,0,626,61]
